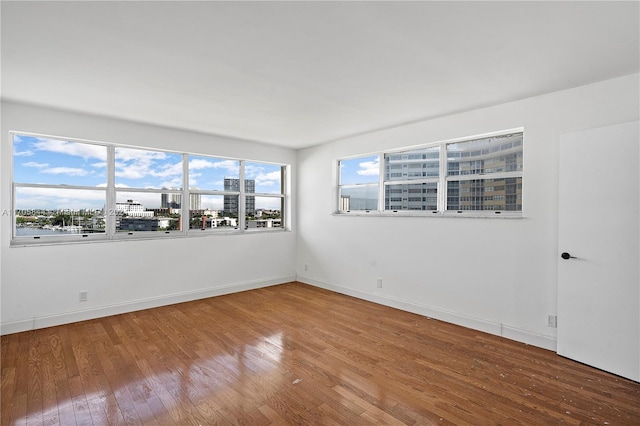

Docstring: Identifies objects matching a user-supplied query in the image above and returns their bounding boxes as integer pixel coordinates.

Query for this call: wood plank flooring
[2,282,639,425]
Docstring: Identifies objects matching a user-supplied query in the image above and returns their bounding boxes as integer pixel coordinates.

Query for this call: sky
[339,155,379,185]
[13,134,284,211]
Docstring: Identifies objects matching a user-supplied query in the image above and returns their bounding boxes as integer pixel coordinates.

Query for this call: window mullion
[440,142,448,212]
[239,160,246,230]
[378,153,384,212]
[106,145,116,238]
[181,153,189,234]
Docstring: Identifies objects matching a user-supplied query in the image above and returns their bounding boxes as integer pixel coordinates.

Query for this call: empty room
[1,1,639,424]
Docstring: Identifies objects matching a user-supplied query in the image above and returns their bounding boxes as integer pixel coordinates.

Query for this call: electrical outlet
[79,291,88,302]
[547,314,557,328]
[304,264,308,272]
[377,278,383,288]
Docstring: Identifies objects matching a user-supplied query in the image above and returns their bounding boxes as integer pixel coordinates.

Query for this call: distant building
[247,218,281,228]
[161,188,202,211]
[223,178,255,215]
[161,191,181,209]
[190,209,218,218]
[118,217,170,231]
[190,192,201,210]
[340,195,350,211]
[384,134,522,211]
[115,199,154,217]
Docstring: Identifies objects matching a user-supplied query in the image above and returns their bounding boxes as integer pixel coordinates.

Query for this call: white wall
[2,74,638,347]
[0,102,297,334]
[296,74,640,350]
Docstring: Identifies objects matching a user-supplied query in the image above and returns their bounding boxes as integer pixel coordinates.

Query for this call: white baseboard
[297,276,557,352]
[1,275,297,335]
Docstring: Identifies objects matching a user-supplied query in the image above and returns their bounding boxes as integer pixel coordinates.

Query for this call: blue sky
[13,134,108,187]
[339,155,379,185]
[13,134,284,210]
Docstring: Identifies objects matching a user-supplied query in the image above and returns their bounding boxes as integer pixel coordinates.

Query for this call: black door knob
[561,252,576,260]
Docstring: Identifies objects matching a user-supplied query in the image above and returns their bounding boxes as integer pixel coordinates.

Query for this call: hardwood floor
[2,282,639,425]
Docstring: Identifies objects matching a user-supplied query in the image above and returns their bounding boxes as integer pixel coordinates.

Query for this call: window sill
[10,228,290,247]
[332,211,524,219]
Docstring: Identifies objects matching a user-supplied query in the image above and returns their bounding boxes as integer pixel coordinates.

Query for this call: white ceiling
[2,1,638,149]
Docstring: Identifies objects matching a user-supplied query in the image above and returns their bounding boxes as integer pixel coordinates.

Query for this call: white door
[557,120,639,382]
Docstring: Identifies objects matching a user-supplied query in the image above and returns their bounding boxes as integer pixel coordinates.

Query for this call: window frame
[243,160,287,231]
[335,129,524,217]
[383,145,441,214]
[337,154,382,213]
[111,147,186,240]
[10,131,290,246]
[186,155,241,233]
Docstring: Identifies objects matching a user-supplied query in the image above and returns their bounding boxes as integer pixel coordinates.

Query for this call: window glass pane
[13,134,107,186]
[189,195,238,230]
[384,147,439,181]
[447,178,522,211]
[14,187,106,237]
[245,162,283,194]
[339,185,379,211]
[447,133,523,176]
[188,156,239,191]
[115,191,181,232]
[385,182,438,211]
[340,156,379,185]
[246,196,283,229]
[115,147,183,189]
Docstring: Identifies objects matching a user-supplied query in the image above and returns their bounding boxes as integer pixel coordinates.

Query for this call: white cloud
[150,161,183,178]
[357,159,379,176]
[115,162,146,180]
[15,186,106,210]
[42,167,89,176]
[32,138,106,161]
[215,160,240,173]
[14,150,34,157]
[115,147,167,162]
[22,162,49,168]
[199,195,224,210]
[114,148,182,184]
[254,196,283,210]
[189,158,239,173]
[188,172,200,186]
[254,170,281,187]
[160,177,183,189]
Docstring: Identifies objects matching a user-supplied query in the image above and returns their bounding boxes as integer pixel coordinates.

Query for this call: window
[12,134,108,240]
[11,132,289,244]
[188,156,240,231]
[114,147,183,236]
[446,133,523,212]
[336,130,523,216]
[384,146,440,212]
[244,161,285,230]
[338,155,380,212]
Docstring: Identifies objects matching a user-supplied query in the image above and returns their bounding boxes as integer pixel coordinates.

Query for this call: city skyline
[13,134,284,211]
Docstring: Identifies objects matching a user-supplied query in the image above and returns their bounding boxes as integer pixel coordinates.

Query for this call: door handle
[561,252,577,260]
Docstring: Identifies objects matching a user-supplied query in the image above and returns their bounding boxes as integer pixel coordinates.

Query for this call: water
[15,227,104,237]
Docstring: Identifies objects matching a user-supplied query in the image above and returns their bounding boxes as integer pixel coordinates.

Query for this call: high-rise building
[161,191,181,209]
[384,134,522,212]
[224,178,255,215]
[161,188,202,211]
[189,192,201,211]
